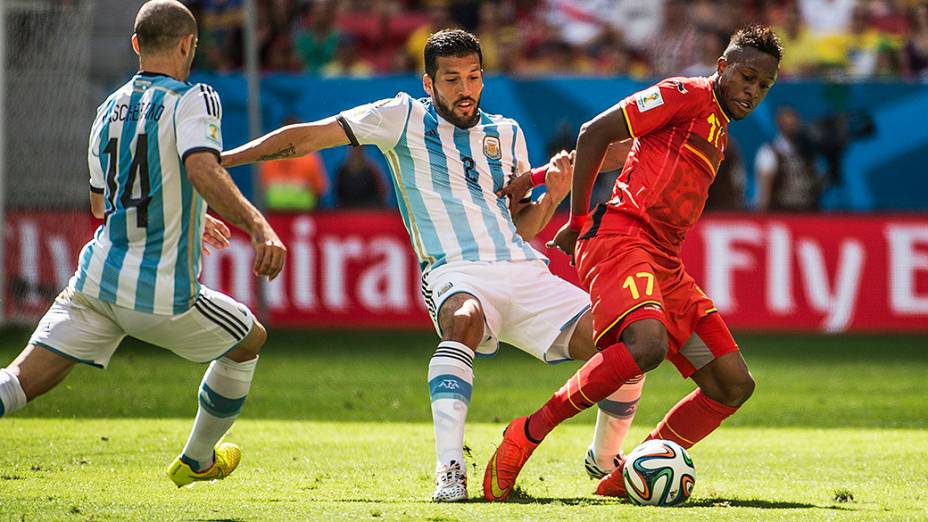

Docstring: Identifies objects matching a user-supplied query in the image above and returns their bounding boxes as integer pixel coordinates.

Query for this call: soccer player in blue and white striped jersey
[222,30,644,501]
[0,0,286,488]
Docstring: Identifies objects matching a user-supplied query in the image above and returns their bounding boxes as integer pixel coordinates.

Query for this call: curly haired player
[485,24,782,501]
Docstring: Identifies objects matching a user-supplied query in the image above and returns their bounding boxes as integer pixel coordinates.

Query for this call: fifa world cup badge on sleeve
[635,86,664,112]
[483,136,502,160]
[206,123,221,145]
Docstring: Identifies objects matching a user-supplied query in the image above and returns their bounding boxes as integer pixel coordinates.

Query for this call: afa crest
[483,136,502,160]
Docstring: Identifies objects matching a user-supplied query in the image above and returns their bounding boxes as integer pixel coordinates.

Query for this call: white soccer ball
[623,439,696,506]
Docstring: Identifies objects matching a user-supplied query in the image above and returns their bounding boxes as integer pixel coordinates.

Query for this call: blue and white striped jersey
[338,93,545,272]
[73,72,223,315]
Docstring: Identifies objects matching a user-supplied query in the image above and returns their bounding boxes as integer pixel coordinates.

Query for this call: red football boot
[594,454,628,497]
[483,416,539,501]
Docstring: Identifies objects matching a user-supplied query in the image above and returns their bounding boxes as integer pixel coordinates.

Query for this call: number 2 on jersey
[623,272,655,300]
[103,135,151,228]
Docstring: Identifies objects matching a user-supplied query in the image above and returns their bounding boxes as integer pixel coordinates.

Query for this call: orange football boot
[483,416,539,501]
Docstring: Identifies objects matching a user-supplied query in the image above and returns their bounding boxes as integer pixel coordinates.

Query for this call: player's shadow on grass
[684,497,851,510]
[503,491,852,511]
[303,496,852,511]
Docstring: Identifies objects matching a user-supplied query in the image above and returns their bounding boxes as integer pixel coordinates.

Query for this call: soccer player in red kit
[484,25,782,501]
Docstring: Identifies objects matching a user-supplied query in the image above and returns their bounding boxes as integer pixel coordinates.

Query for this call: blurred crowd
[185,0,928,80]
[182,0,918,212]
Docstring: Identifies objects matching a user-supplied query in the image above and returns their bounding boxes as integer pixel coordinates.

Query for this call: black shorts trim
[194,298,245,340]
[199,294,249,334]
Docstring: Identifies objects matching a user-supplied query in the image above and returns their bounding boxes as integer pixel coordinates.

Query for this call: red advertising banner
[5,210,928,332]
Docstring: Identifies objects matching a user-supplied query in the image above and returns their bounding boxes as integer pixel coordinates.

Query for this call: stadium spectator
[295,0,341,73]
[591,28,644,77]
[322,35,375,77]
[260,118,330,211]
[754,106,824,212]
[474,1,504,71]
[176,0,928,81]
[902,3,928,79]
[527,38,597,75]
[543,0,614,48]
[868,0,910,35]
[334,146,388,208]
[186,0,244,70]
[773,4,822,77]
[705,141,747,211]
[495,29,529,74]
[818,3,896,78]
[259,0,301,71]
[681,30,727,76]
[335,1,426,73]
[798,0,857,37]
[603,0,664,51]
[405,1,455,72]
[645,0,700,76]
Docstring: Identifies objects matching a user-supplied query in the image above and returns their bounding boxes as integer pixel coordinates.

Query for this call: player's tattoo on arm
[258,144,296,161]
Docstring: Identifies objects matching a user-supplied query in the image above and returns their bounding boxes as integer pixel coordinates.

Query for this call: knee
[714,372,755,407]
[231,320,266,360]
[251,321,268,352]
[622,320,668,372]
[633,336,667,372]
[726,372,755,406]
[442,304,484,348]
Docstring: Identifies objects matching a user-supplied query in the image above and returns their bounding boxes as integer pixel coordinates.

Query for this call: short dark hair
[424,29,482,77]
[134,0,198,53]
[725,24,783,62]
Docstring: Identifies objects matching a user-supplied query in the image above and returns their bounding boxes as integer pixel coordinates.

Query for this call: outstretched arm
[222,117,350,168]
[185,151,287,280]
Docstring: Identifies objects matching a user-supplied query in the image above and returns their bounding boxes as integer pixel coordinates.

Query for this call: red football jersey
[585,76,732,252]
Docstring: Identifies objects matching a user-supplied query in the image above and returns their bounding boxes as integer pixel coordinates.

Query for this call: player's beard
[433,90,481,129]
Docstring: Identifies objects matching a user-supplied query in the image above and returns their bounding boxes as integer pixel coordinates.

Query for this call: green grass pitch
[0,328,926,521]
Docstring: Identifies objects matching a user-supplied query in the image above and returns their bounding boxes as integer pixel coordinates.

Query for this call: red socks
[523,338,741,449]
[646,388,738,449]
[526,342,641,442]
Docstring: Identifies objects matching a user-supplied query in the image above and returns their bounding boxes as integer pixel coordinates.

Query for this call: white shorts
[29,285,255,368]
[422,260,591,363]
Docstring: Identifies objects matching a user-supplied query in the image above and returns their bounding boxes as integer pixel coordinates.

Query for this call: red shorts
[575,233,739,378]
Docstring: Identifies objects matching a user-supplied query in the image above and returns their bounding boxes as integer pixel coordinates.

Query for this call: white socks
[0,369,27,417]
[591,374,645,470]
[428,341,474,470]
[180,356,258,471]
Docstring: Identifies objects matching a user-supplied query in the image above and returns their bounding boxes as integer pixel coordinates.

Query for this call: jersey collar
[710,78,732,123]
